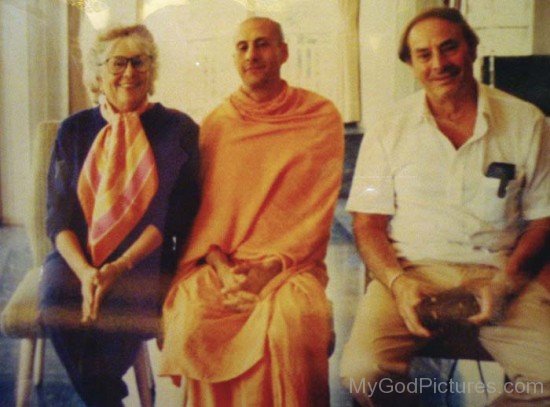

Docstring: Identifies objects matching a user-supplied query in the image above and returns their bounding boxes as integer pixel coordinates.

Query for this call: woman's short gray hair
[85,24,158,102]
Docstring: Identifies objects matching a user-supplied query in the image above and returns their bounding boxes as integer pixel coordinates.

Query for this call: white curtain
[0,0,69,224]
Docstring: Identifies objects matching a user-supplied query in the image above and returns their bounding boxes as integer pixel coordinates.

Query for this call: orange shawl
[161,84,343,385]
[77,100,158,266]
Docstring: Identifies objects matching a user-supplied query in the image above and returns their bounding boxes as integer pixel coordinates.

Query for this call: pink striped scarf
[77,99,158,266]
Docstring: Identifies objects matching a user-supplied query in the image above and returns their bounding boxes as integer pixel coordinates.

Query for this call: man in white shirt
[340,7,549,406]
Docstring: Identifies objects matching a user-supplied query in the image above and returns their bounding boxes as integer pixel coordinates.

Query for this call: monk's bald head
[235,17,285,44]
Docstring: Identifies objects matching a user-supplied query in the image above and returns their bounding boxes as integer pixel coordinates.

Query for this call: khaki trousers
[340,262,550,405]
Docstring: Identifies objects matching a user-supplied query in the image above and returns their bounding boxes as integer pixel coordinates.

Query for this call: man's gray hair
[398,7,479,63]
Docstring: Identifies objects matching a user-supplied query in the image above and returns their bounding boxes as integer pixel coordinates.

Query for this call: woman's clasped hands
[80,256,131,323]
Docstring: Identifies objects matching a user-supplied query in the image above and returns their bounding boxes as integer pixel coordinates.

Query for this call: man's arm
[352,212,436,337]
[352,213,403,288]
[537,263,550,293]
[504,217,550,289]
[469,217,550,324]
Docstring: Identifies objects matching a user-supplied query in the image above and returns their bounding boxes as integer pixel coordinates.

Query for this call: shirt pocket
[469,171,524,224]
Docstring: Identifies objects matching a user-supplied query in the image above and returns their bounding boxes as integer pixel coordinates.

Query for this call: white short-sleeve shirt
[347,84,550,269]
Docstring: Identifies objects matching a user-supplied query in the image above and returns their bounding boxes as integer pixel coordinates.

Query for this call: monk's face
[233,18,288,91]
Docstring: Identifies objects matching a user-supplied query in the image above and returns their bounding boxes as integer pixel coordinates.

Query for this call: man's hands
[233,258,282,294]
[391,274,438,338]
[466,271,530,325]
[206,246,246,292]
[463,278,508,325]
[393,268,529,336]
[206,246,282,312]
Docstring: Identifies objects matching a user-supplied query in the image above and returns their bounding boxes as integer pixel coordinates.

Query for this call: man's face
[233,19,288,91]
[408,18,476,102]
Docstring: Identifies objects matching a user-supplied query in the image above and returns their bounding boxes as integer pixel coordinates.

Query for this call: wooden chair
[416,326,493,361]
[0,121,157,407]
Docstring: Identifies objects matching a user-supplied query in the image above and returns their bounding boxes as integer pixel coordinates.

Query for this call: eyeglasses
[103,55,152,74]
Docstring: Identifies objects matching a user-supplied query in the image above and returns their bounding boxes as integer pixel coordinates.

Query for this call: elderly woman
[39,24,199,406]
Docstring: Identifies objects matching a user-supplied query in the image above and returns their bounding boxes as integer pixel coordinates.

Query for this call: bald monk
[160,17,344,406]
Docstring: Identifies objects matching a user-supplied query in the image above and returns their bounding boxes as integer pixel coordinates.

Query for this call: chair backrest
[27,121,59,268]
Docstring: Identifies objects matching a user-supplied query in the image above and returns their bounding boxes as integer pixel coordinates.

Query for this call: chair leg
[16,338,37,407]
[134,341,155,407]
[181,375,187,406]
[33,337,45,386]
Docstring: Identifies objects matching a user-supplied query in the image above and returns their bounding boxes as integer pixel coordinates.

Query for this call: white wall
[358,0,401,128]
[358,0,440,129]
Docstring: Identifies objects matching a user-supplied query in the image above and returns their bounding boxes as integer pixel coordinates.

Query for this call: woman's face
[98,37,152,112]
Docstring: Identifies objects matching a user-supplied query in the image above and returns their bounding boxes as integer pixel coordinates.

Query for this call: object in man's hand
[415,288,480,332]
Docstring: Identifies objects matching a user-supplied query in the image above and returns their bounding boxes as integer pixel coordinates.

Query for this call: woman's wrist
[118,254,134,272]
[76,264,97,282]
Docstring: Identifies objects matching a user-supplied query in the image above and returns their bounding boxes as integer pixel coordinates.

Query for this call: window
[74,0,360,122]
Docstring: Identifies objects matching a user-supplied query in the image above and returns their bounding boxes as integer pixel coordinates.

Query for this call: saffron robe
[160,84,344,406]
